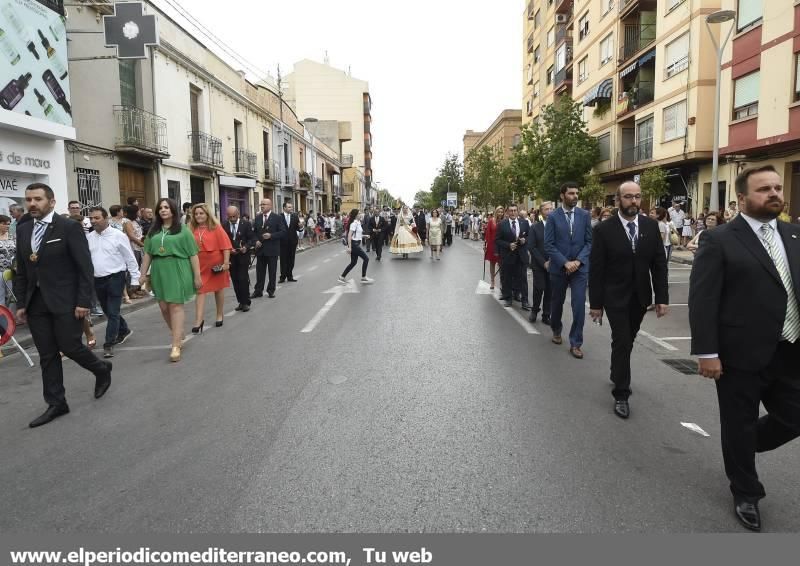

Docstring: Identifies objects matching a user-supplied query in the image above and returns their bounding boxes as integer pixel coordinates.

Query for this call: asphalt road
[1,236,798,533]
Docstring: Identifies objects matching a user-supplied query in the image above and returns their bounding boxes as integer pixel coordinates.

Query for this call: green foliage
[639,166,669,206]
[429,153,463,208]
[463,145,513,210]
[413,190,437,210]
[581,173,606,208]
[510,96,600,202]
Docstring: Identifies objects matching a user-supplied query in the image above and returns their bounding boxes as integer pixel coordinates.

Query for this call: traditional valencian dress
[390,210,423,254]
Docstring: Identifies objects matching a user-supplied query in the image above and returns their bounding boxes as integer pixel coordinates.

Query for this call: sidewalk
[1,237,339,356]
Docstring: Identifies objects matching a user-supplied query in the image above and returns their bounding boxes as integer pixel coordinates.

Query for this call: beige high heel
[170,345,182,362]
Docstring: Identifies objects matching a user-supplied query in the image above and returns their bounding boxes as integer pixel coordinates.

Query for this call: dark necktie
[512,220,517,239]
[566,211,574,236]
[627,221,637,252]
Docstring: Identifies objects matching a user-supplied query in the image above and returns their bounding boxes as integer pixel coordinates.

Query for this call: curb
[2,238,340,356]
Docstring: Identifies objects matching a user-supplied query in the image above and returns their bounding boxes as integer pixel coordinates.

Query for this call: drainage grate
[662,358,699,375]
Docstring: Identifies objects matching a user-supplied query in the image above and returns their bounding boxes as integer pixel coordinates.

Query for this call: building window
[167,180,181,205]
[663,100,688,141]
[597,133,611,161]
[578,12,589,41]
[546,65,554,85]
[737,0,762,31]
[534,9,541,29]
[534,45,541,64]
[733,71,760,120]
[795,54,800,102]
[636,115,655,162]
[512,134,522,148]
[527,99,533,116]
[118,60,137,107]
[547,26,555,48]
[556,44,568,73]
[578,56,588,84]
[667,0,686,11]
[600,33,614,67]
[602,0,614,17]
[534,80,540,98]
[76,169,102,211]
[665,33,690,78]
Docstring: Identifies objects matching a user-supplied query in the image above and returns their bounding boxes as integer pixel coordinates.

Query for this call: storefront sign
[219,175,256,189]
[0,0,72,126]
[0,149,50,169]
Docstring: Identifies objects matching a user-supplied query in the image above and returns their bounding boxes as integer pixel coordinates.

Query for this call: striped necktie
[759,223,800,342]
[32,220,47,253]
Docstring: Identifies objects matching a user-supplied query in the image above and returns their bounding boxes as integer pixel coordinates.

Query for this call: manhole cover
[328,375,348,385]
[662,358,698,375]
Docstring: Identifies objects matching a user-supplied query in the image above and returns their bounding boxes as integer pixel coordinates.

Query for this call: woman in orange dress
[483,206,504,290]
[189,203,231,333]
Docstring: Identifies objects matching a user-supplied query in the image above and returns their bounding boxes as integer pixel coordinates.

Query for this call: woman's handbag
[211,264,224,274]
[670,228,680,246]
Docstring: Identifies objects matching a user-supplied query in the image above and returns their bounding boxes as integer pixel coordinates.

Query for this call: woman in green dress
[139,198,202,362]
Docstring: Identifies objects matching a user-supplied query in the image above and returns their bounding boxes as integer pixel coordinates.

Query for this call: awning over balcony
[620,61,638,78]
[583,78,614,107]
[638,48,656,66]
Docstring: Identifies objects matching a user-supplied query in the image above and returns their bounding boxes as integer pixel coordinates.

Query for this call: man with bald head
[589,181,669,419]
[251,198,286,298]
[222,205,255,311]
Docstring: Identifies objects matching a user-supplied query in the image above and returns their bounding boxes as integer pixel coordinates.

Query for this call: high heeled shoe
[215,319,223,328]
[191,320,204,334]
[170,345,181,362]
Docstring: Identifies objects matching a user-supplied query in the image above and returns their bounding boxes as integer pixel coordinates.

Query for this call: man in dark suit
[250,198,286,299]
[545,182,593,359]
[689,165,800,532]
[414,208,427,245]
[222,205,255,312]
[13,183,112,428]
[495,203,530,309]
[526,201,553,324]
[589,181,669,419]
[279,201,300,283]
[364,209,387,260]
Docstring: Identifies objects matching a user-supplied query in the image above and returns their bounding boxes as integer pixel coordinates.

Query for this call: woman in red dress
[483,205,504,290]
[189,203,231,332]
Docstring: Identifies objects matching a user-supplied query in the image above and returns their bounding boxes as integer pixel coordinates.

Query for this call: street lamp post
[706,9,736,213]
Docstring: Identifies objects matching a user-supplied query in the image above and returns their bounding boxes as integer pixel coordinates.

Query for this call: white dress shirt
[619,211,639,248]
[87,225,141,285]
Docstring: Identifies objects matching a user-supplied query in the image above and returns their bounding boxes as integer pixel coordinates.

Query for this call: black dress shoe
[29,404,70,428]
[614,399,630,419]
[287,278,297,282]
[279,277,286,283]
[241,304,250,312]
[250,292,263,299]
[734,499,761,531]
[528,312,538,323]
[268,292,275,298]
[542,315,551,325]
[521,302,531,311]
[235,304,244,311]
[94,361,112,399]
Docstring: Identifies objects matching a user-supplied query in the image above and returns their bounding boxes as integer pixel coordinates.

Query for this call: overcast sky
[154,0,523,204]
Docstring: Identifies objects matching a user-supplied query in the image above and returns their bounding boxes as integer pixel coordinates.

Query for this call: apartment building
[463,109,523,163]
[284,59,374,208]
[63,2,345,218]
[523,0,725,211]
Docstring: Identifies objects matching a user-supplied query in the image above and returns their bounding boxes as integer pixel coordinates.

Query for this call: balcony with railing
[617,138,653,169]
[114,106,169,157]
[233,148,257,177]
[619,23,656,66]
[617,81,655,118]
[527,1,534,19]
[188,131,223,169]
[555,0,573,14]
[342,182,355,195]
[527,33,535,53]
[554,66,573,93]
[619,0,656,19]
[555,24,572,46]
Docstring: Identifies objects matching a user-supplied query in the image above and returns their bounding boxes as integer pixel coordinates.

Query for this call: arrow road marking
[476,280,540,335]
[301,280,359,333]
[681,422,710,437]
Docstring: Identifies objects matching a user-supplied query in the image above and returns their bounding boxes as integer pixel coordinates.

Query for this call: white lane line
[666,303,688,307]
[306,265,319,272]
[476,280,539,334]
[323,258,332,263]
[637,330,679,351]
[661,336,692,341]
[668,281,690,284]
[681,422,711,437]
[301,293,344,333]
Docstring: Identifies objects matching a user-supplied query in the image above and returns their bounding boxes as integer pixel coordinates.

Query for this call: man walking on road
[545,182,592,359]
[86,207,140,359]
[495,204,529,309]
[589,182,669,419]
[689,165,800,532]
[14,183,112,428]
[251,199,285,299]
[526,201,553,324]
[280,202,300,283]
[222,206,254,312]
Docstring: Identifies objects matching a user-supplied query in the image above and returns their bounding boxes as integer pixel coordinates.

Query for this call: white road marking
[475,280,540,334]
[637,330,679,351]
[662,336,692,341]
[300,281,359,333]
[681,422,711,437]
[669,280,690,284]
[323,258,332,263]
[306,265,318,272]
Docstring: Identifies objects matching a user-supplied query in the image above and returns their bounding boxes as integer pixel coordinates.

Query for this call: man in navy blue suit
[544,182,593,359]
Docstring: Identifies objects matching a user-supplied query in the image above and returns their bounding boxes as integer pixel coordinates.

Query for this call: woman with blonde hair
[483,206,504,289]
[189,203,231,333]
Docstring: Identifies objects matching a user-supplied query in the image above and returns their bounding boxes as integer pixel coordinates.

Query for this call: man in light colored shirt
[668,201,685,231]
[68,200,92,233]
[87,206,140,358]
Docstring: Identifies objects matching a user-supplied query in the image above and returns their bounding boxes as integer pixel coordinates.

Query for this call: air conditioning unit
[555,13,568,24]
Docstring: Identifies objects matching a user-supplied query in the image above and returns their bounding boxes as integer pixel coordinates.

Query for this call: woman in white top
[656,207,672,263]
[338,209,374,285]
[427,209,444,260]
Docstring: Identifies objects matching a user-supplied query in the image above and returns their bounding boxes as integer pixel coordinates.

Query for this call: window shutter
[734,71,760,108]
[795,54,800,94]
[664,101,687,140]
[666,34,689,65]
[737,0,762,30]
